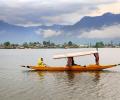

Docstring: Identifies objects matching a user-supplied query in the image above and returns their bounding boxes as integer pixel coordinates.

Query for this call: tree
[50,43,55,47]
[62,42,67,48]
[4,41,10,47]
[23,42,28,48]
[43,41,51,47]
[95,42,104,48]
[43,41,47,46]
[46,41,50,46]
[4,41,11,48]
[68,41,73,46]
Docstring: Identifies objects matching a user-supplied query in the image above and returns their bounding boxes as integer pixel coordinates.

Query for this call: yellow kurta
[37,58,45,66]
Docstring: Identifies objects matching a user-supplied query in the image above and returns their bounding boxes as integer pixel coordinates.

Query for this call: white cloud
[88,2,120,16]
[35,29,62,38]
[0,0,120,26]
[78,24,120,39]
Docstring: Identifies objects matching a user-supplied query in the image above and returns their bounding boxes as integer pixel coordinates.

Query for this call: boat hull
[23,64,117,71]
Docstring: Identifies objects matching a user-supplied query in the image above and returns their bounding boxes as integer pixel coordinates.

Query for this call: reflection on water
[21,70,120,100]
[90,71,100,82]
[36,71,102,86]
[0,48,120,100]
[66,71,75,82]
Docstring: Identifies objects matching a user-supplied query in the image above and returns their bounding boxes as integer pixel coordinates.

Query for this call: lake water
[0,48,120,100]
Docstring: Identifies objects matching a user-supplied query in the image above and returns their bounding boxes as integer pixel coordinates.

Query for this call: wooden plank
[53,51,98,59]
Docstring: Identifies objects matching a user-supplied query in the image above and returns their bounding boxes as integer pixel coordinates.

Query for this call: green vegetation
[3,41,11,48]
[0,41,120,49]
[95,42,104,48]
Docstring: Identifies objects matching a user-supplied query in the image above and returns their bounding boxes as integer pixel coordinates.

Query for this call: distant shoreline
[0,47,120,49]
[0,41,120,49]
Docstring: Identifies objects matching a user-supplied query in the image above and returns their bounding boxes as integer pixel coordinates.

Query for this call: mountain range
[0,12,120,43]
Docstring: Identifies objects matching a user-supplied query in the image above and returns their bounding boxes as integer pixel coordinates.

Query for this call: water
[0,48,120,100]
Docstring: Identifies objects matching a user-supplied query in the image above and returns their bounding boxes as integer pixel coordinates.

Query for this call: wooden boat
[21,64,119,71]
[21,50,120,71]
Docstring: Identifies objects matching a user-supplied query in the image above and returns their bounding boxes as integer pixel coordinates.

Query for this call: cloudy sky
[0,0,120,26]
[79,24,120,39]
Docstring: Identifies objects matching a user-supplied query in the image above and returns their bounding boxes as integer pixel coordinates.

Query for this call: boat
[21,64,119,71]
[21,50,120,71]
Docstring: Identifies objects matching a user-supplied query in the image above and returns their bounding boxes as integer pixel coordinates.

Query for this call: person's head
[41,58,43,61]
[38,58,43,61]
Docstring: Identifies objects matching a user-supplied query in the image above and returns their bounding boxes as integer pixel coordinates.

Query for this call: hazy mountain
[0,12,120,43]
[63,12,120,32]
[0,20,64,31]
[0,20,65,42]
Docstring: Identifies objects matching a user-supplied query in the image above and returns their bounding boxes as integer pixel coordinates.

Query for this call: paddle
[21,65,30,68]
[117,64,120,66]
[113,63,120,66]
[21,65,25,67]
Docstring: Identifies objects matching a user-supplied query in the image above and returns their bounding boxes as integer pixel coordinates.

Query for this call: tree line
[0,41,120,49]
[0,41,79,49]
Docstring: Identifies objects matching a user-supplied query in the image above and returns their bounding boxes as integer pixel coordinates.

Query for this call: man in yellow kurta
[37,58,45,67]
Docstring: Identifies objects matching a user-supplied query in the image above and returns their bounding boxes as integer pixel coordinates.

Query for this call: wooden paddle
[21,65,30,68]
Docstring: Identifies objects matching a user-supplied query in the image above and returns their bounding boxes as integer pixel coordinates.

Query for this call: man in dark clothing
[66,57,75,67]
[94,53,99,65]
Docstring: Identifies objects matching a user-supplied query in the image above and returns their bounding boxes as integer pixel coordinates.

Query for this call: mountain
[63,12,120,32]
[0,20,28,31]
[0,12,120,43]
[0,20,65,42]
[0,20,64,33]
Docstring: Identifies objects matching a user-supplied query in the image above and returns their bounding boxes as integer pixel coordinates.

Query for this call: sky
[0,0,120,26]
[79,24,120,39]
[0,0,120,42]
